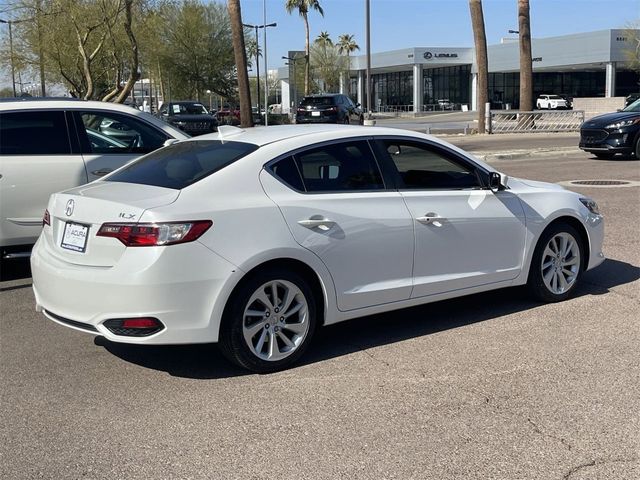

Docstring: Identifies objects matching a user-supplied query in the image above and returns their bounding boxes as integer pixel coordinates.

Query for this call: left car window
[76,111,168,154]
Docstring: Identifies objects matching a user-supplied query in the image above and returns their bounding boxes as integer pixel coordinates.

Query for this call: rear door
[71,110,172,182]
[260,139,414,312]
[0,109,86,246]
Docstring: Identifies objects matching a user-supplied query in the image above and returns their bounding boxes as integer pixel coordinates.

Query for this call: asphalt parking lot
[1,141,639,479]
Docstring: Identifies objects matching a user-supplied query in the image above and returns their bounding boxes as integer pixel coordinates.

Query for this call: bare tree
[227,0,253,127]
[469,0,489,133]
[518,0,533,111]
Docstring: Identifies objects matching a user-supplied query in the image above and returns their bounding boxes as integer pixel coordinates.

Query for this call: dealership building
[278,29,639,113]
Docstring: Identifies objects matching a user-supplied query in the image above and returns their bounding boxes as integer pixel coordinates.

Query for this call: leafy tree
[284,0,323,96]
[310,41,344,93]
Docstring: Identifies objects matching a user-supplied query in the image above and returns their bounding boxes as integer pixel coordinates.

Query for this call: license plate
[61,222,89,253]
[311,111,321,117]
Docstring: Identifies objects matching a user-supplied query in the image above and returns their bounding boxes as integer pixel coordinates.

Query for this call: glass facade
[489,70,639,108]
[372,71,414,110]
[423,65,471,108]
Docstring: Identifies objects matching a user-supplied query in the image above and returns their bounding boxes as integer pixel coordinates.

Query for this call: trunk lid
[45,181,180,266]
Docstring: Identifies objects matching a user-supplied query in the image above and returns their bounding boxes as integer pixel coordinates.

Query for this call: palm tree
[518,0,533,111]
[337,34,359,97]
[285,0,324,96]
[469,0,489,133]
[315,31,333,50]
[227,0,253,127]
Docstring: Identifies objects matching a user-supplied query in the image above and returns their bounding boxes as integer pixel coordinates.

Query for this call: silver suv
[0,98,188,259]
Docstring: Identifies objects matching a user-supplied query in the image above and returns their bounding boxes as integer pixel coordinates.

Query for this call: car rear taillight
[43,209,50,227]
[103,317,164,336]
[96,220,212,247]
[297,107,306,113]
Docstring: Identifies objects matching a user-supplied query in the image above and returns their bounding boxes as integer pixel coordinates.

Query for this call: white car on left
[536,94,570,110]
[0,98,188,260]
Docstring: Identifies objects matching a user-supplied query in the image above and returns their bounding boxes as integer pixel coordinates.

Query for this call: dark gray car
[159,101,218,136]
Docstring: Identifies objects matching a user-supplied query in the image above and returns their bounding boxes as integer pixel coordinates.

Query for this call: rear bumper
[31,235,240,344]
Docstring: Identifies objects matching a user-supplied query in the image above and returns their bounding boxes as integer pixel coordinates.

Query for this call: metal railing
[374,103,464,116]
[488,109,584,134]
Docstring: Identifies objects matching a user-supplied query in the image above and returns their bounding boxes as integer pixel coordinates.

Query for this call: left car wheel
[527,223,583,302]
[219,268,317,373]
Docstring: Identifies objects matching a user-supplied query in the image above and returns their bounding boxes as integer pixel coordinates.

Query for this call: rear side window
[105,140,258,189]
[293,141,384,192]
[0,111,71,155]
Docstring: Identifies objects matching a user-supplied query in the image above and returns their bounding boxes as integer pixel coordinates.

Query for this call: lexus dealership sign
[423,51,459,59]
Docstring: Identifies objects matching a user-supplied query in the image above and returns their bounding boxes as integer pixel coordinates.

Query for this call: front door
[374,138,527,298]
[260,139,414,311]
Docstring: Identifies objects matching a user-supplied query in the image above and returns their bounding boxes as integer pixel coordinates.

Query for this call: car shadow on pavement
[98,258,638,379]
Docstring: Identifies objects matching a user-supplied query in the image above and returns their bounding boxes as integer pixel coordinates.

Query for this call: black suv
[579,99,640,159]
[296,94,363,125]
[159,101,218,136]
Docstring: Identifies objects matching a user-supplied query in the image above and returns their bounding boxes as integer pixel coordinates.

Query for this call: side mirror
[489,171,508,191]
[356,103,361,108]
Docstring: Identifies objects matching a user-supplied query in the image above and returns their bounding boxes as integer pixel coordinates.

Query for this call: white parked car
[31,125,605,372]
[0,98,188,260]
[536,94,570,110]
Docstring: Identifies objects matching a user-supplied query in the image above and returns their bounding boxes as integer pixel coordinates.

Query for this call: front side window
[76,111,169,154]
[378,140,483,190]
[105,140,258,189]
[294,141,384,192]
[0,110,71,155]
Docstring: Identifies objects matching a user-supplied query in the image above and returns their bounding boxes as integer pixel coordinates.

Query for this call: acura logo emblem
[65,199,75,217]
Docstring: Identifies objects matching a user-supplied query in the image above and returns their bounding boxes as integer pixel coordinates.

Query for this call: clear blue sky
[241,0,640,70]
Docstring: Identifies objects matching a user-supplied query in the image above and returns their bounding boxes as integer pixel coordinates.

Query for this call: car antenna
[217,125,245,142]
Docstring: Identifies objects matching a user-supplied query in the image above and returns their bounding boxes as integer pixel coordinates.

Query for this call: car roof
[0,98,144,114]
[192,124,430,147]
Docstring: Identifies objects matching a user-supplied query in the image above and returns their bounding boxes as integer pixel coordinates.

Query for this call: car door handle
[298,218,335,229]
[91,168,113,177]
[416,214,445,225]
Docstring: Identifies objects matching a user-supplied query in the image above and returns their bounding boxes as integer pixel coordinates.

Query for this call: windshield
[623,99,640,112]
[105,140,258,189]
[547,95,562,99]
[171,103,209,115]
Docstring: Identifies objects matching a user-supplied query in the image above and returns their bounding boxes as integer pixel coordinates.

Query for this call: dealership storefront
[278,29,639,113]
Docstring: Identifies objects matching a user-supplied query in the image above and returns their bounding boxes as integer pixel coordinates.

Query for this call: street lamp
[206,89,213,112]
[243,22,277,120]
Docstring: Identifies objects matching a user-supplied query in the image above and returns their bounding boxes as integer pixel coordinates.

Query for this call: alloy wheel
[540,232,581,295]
[242,280,310,362]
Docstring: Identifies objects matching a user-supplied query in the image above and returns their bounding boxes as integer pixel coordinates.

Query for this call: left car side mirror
[489,172,508,191]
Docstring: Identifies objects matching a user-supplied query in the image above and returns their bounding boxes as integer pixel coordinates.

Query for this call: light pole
[243,22,276,120]
[365,0,372,119]
[0,18,18,96]
[206,89,213,112]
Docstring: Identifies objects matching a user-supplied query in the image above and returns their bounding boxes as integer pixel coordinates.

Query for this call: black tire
[527,222,584,303]
[343,115,350,125]
[634,139,640,159]
[594,152,614,159]
[359,115,364,125]
[219,267,317,373]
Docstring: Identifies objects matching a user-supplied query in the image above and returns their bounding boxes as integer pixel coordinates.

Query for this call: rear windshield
[300,97,336,107]
[105,140,258,189]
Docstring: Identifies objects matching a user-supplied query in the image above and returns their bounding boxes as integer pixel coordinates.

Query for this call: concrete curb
[470,146,582,162]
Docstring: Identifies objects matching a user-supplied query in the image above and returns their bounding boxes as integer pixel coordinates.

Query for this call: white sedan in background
[31,125,605,372]
[536,94,570,110]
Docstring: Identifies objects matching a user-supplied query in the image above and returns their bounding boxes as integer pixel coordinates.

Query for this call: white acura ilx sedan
[31,125,604,372]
